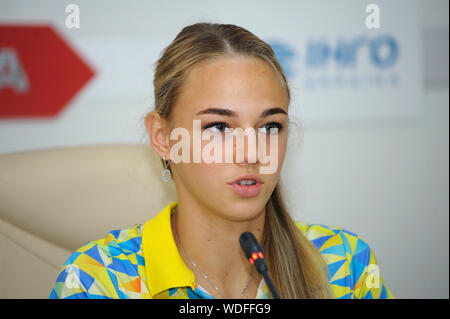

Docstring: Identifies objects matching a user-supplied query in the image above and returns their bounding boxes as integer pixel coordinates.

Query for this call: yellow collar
[142,201,196,297]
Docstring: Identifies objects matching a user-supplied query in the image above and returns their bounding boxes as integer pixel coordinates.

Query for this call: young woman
[50,22,394,299]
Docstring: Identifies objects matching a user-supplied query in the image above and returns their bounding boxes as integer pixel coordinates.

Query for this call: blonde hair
[145,22,331,298]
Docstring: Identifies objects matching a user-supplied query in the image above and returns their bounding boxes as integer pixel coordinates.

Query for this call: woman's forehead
[173,57,289,118]
[184,56,281,89]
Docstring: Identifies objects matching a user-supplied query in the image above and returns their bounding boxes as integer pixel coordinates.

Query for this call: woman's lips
[229,182,262,198]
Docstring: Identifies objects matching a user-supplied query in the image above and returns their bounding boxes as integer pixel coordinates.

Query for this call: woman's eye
[204,122,282,134]
[259,122,282,134]
[203,122,230,133]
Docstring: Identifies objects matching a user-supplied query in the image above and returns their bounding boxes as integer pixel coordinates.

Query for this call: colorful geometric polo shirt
[49,201,394,299]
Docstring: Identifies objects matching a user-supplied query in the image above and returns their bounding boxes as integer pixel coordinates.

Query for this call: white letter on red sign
[0,48,30,93]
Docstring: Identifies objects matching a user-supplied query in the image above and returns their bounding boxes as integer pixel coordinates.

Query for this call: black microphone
[239,232,280,299]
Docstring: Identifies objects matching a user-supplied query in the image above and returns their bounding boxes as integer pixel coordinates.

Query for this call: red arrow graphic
[0,25,95,118]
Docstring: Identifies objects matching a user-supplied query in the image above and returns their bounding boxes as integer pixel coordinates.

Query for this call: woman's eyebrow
[196,107,287,117]
[261,107,288,117]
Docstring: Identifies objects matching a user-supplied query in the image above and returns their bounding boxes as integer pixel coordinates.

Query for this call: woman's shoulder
[295,220,377,258]
[295,221,394,299]
[50,223,145,299]
[70,222,144,268]
[84,223,144,255]
[295,221,349,242]
[64,223,144,264]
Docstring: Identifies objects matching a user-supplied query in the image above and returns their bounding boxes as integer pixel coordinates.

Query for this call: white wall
[282,89,449,298]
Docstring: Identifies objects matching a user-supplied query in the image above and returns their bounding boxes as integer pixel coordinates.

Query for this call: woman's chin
[219,201,266,222]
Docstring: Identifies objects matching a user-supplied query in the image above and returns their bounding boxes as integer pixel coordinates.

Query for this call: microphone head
[239,232,260,258]
[239,232,267,274]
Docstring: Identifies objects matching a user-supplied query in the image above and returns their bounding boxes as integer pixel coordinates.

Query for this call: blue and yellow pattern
[49,201,394,299]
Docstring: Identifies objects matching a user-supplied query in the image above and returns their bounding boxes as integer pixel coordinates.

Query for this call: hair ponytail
[263,184,332,298]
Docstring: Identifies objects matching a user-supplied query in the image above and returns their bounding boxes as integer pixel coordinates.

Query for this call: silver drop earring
[161,156,171,182]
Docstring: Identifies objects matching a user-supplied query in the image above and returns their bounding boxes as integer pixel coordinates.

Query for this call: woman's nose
[234,128,258,165]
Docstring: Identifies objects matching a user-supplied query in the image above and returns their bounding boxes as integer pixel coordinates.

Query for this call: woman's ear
[144,111,171,159]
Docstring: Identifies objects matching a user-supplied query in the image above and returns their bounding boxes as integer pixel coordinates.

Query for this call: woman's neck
[171,199,266,298]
